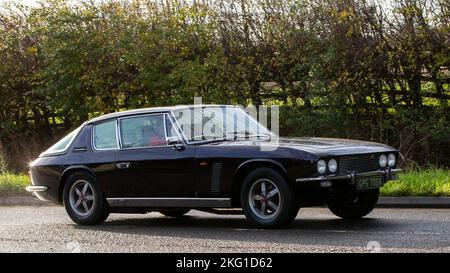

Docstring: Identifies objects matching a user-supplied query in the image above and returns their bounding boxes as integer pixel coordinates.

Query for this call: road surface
[0,206,449,252]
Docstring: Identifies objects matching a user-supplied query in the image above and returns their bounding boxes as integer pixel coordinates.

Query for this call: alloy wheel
[248,178,281,220]
[69,180,96,217]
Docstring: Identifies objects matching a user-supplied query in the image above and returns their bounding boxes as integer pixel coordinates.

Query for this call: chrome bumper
[296,168,402,183]
[25,185,48,192]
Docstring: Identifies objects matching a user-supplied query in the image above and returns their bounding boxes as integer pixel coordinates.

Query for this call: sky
[0,0,396,14]
[0,0,395,6]
[0,0,39,6]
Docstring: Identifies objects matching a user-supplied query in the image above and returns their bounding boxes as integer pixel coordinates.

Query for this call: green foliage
[279,105,450,167]
[0,173,30,196]
[381,168,450,196]
[279,106,349,138]
[0,0,449,171]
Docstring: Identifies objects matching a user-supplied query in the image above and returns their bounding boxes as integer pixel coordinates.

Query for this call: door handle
[116,162,131,169]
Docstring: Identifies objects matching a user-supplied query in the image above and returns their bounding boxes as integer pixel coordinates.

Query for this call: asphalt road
[0,206,449,253]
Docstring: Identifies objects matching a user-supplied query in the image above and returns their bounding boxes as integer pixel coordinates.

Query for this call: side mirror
[167,137,182,146]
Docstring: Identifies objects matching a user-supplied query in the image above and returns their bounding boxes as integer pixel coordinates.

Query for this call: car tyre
[241,168,297,229]
[63,171,110,225]
[328,189,379,219]
[286,204,300,224]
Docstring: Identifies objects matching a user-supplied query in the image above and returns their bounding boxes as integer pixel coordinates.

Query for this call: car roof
[86,104,237,124]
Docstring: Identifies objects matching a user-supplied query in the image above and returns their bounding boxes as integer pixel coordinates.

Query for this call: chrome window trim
[165,112,186,144]
[92,119,120,151]
[91,111,190,153]
[163,113,168,143]
[106,197,232,208]
[170,109,191,144]
[117,112,171,150]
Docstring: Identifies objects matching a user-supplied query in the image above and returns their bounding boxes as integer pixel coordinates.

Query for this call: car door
[113,113,196,198]
[89,119,120,198]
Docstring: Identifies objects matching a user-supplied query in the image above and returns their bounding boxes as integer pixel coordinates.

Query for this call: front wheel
[63,172,110,225]
[328,189,379,219]
[241,168,297,229]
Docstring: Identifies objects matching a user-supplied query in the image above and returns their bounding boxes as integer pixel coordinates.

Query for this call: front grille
[338,154,380,175]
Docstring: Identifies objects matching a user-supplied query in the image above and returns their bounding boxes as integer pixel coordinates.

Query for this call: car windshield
[172,106,273,143]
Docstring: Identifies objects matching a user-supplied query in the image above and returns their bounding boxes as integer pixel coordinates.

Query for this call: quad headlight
[388,153,396,167]
[317,158,337,174]
[379,154,387,168]
[317,160,327,174]
[328,159,338,173]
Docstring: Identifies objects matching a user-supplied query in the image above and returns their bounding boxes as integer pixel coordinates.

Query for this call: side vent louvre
[211,162,222,195]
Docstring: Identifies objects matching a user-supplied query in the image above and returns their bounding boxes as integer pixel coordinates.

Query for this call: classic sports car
[27,105,401,228]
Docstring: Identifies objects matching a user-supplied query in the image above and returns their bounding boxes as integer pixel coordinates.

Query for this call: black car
[27,105,401,228]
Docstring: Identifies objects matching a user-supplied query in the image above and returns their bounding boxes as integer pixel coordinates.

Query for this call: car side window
[120,114,167,148]
[93,120,118,150]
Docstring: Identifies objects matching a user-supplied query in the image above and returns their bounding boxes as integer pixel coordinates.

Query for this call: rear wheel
[63,172,110,225]
[328,189,379,219]
[240,168,297,228]
[159,209,191,217]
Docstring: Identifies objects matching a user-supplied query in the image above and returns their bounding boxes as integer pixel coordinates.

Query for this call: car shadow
[70,211,435,249]
[98,215,386,231]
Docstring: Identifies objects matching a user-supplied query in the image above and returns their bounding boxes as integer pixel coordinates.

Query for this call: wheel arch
[58,165,97,203]
[231,159,289,207]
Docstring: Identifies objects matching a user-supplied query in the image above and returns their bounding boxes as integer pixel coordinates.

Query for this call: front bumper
[25,185,49,201]
[296,168,402,183]
[25,185,48,193]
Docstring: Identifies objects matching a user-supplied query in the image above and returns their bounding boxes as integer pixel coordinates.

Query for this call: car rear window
[41,125,83,156]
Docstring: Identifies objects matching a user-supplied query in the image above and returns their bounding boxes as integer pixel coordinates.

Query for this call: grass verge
[0,168,449,197]
[0,173,30,196]
[381,168,450,196]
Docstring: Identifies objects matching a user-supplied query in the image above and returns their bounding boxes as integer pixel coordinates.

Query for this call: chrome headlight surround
[379,154,387,168]
[317,160,327,174]
[388,153,396,167]
[328,158,337,173]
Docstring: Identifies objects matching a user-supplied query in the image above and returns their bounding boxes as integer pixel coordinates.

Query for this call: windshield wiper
[191,134,233,143]
[190,132,272,143]
[227,131,272,141]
